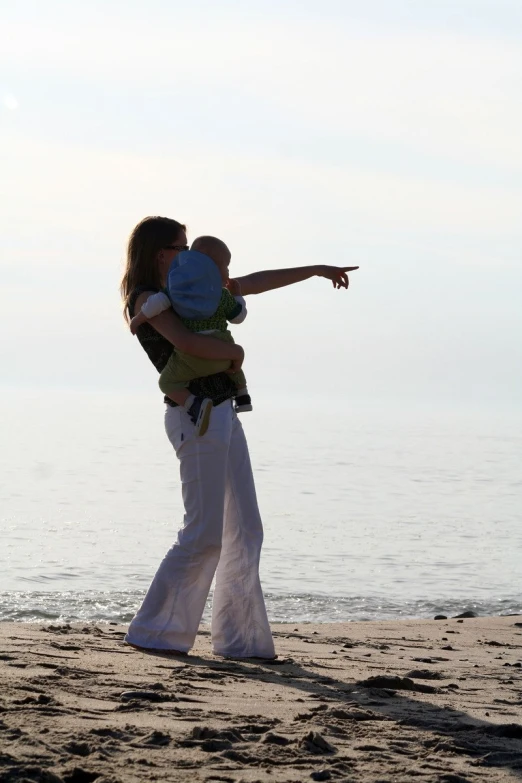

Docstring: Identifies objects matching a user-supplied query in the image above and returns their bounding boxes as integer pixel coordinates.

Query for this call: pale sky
[2,0,521,411]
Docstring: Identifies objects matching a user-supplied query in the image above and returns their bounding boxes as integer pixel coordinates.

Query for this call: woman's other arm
[133,291,244,363]
[234,264,359,295]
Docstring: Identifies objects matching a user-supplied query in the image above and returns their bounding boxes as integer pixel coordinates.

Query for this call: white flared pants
[125,400,275,658]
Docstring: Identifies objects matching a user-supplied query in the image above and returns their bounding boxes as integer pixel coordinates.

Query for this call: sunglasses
[164,244,189,252]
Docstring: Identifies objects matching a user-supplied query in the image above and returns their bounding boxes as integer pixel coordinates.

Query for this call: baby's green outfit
[158,288,247,397]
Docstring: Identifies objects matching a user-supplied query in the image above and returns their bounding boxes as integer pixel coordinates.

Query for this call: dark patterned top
[129,287,236,407]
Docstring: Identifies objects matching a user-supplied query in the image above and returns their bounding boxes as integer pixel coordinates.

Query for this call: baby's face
[214,251,231,286]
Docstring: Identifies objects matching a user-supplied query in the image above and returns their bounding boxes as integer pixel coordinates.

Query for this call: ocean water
[1,389,521,623]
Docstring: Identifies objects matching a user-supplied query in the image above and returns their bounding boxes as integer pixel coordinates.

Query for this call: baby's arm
[130,292,171,334]
[229,295,247,324]
[223,286,248,325]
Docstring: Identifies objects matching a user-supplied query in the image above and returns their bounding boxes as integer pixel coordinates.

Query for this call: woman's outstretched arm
[234,264,358,295]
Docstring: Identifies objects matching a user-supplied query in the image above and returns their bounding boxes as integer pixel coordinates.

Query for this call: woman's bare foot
[127,642,188,656]
[218,654,278,661]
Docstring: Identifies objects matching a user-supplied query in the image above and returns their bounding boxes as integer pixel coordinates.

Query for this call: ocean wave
[0,590,520,624]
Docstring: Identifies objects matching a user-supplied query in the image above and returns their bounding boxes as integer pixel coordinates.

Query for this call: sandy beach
[1,616,521,782]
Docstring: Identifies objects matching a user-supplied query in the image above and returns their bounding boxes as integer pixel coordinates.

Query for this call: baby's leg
[163,388,213,437]
[166,388,191,406]
[212,332,253,414]
[228,368,248,393]
[227,367,253,413]
[159,356,218,437]
[159,353,231,398]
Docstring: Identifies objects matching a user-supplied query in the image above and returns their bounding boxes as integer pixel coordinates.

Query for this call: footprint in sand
[299,731,336,754]
[119,689,175,703]
[262,732,292,745]
[63,740,92,757]
[405,669,444,680]
[358,675,438,694]
[130,730,171,747]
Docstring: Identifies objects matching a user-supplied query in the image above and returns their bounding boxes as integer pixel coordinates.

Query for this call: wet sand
[1,616,521,782]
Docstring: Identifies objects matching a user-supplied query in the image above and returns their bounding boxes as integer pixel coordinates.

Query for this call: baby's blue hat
[166,249,222,320]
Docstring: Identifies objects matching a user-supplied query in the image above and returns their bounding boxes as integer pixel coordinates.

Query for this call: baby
[130,236,252,436]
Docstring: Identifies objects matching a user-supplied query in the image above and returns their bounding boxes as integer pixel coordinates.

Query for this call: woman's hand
[129,311,147,334]
[317,265,359,289]
[226,344,245,375]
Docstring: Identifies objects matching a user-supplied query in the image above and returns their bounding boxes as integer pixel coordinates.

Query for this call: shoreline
[2,591,521,626]
[1,616,521,782]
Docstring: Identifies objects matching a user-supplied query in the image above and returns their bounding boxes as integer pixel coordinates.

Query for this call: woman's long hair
[120,216,186,321]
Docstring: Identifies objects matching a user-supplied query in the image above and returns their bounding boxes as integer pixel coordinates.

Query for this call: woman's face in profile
[157,229,188,282]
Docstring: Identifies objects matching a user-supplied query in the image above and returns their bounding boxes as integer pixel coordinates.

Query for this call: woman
[121,216,357,658]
